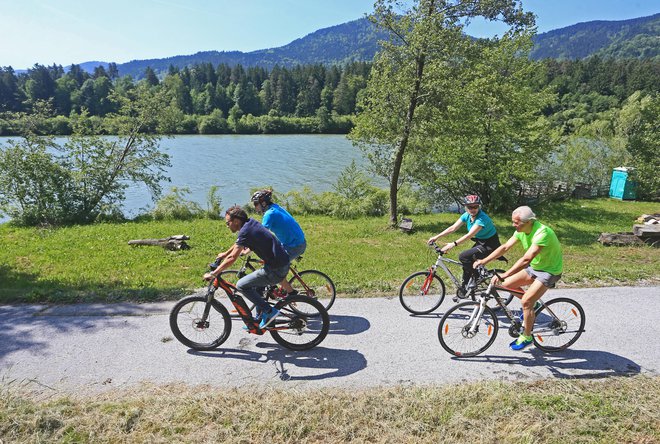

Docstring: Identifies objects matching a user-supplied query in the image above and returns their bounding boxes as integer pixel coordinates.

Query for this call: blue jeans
[236,264,290,313]
[285,242,306,261]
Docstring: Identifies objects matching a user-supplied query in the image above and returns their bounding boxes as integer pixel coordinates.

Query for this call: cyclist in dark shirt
[204,205,290,328]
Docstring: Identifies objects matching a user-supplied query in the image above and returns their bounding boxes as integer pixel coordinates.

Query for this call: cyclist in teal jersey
[428,195,501,300]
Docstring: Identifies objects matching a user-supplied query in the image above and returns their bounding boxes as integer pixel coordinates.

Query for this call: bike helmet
[251,189,273,205]
[463,194,481,206]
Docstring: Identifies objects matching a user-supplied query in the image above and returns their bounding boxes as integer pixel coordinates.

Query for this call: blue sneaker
[259,308,280,329]
[510,334,533,351]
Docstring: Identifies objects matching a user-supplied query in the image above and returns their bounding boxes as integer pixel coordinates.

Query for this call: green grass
[1,376,658,443]
[0,198,658,303]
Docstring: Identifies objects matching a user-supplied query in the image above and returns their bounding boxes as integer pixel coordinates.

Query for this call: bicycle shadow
[328,315,370,335]
[456,349,642,379]
[189,344,367,381]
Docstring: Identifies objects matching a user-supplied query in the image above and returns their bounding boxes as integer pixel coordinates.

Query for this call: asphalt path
[1,286,658,395]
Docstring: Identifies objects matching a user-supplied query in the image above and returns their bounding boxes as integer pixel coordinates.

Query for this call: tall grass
[0,198,658,303]
[1,376,658,443]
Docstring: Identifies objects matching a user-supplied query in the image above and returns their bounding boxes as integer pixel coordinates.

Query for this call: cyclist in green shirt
[474,206,563,351]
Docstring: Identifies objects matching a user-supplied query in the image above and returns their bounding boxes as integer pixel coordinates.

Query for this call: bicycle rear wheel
[399,271,446,315]
[438,301,499,357]
[269,296,330,351]
[532,297,585,352]
[289,269,336,312]
[169,295,232,351]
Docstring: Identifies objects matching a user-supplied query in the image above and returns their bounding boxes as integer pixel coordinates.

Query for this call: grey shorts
[525,267,562,288]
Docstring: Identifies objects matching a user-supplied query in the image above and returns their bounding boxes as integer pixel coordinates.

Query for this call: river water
[0,134,376,221]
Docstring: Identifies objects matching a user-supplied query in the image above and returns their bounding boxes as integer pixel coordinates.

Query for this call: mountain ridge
[17,13,657,77]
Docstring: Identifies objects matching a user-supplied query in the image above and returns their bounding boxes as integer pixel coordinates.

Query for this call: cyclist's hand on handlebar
[239,247,251,256]
[203,272,216,281]
[427,237,438,245]
[440,243,454,254]
[473,259,484,269]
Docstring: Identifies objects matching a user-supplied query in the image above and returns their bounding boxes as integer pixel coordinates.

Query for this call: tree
[350,0,535,226]
[0,88,171,225]
[615,92,659,199]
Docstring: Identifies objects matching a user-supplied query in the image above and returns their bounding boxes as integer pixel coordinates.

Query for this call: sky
[1,0,658,70]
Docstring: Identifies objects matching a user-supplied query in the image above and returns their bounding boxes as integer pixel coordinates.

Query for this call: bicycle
[399,242,513,315]
[169,261,330,351]
[219,253,336,312]
[437,267,585,357]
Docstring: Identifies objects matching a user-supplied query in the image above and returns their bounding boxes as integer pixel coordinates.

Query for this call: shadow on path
[455,349,642,379]
[328,314,370,335]
[189,343,367,382]
[0,305,129,361]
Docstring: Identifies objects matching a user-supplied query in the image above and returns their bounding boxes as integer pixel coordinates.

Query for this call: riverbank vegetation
[0,198,657,304]
[2,376,658,443]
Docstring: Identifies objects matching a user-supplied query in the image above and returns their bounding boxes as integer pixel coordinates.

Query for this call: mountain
[530,13,660,60]
[75,13,658,79]
[115,18,387,78]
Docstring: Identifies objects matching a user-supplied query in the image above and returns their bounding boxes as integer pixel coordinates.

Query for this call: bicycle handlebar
[428,241,445,255]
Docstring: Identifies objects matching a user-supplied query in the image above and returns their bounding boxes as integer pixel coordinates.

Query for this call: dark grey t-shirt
[236,218,289,268]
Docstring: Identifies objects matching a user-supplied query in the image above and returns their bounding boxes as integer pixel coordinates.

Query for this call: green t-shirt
[514,220,563,275]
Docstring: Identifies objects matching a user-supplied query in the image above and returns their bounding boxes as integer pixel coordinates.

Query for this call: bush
[198,110,229,134]
[152,187,205,220]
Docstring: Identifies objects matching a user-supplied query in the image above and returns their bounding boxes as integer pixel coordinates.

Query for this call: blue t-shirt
[262,203,306,249]
[459,210,497,239]
[236,218,289,268]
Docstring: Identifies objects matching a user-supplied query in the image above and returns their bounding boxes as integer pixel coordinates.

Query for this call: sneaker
[259,308,280,329]
[509,334,533,351]
[518,301,543,321]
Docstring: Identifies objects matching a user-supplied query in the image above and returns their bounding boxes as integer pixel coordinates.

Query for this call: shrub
[152,187,205,220]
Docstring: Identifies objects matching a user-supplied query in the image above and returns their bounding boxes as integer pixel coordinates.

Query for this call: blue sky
[1,0,658,69]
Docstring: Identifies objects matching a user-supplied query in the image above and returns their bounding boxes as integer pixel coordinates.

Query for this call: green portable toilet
[609,167,637,200]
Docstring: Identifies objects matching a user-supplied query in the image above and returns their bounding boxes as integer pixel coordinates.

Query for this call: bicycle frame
[233,254,315,299]
[207,275,288,334]
[422,243,469,292]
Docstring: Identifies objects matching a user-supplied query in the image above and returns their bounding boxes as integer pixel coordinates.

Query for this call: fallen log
[128,235,190,251]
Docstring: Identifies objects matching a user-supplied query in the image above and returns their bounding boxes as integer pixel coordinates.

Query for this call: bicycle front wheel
[438,301,499,357]
[532,297,585,352]
[399,271,446,315]
[269,295,330,351]
[289,269,336,312]
[169,295,232,351]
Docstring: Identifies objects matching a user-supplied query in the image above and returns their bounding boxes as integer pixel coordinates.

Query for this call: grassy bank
[0,198,658,303]
[1,376,658,443]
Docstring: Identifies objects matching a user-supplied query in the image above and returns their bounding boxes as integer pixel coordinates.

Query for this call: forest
[0,56,657,136]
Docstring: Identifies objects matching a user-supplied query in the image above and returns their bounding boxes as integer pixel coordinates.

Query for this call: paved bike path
[1,286,658,394]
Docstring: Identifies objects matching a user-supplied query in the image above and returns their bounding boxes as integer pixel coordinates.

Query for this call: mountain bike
[169,262,330,351]
[437,267,585,357]
[399,242,513,315]
[219,253,336,312]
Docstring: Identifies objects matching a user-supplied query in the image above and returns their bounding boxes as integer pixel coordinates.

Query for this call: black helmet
[463,194,481,206]
[251,189,272,205]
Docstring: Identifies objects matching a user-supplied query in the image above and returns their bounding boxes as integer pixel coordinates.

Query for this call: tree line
[0,61,370,135]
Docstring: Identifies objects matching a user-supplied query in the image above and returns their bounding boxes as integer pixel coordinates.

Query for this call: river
[0,134,377,221]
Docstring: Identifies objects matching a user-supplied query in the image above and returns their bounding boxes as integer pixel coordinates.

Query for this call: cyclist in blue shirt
[204,205,290,329]
[427,195,501,300]
[251,189,306,296]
